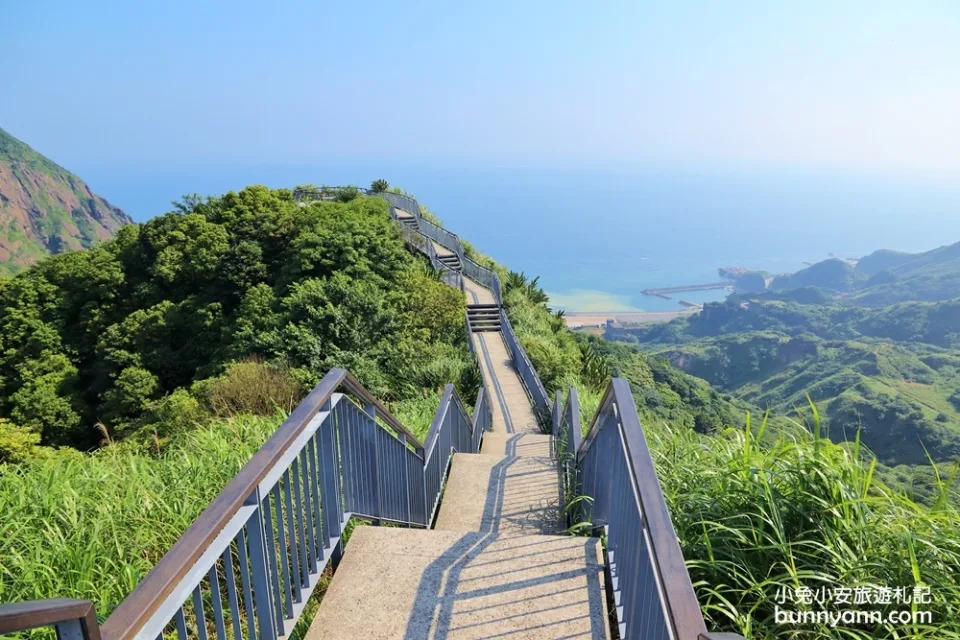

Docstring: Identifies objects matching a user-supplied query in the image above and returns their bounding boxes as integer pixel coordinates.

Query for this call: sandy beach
[562,307,699,328]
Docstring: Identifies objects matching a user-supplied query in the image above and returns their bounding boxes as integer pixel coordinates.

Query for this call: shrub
[205,358,304,417]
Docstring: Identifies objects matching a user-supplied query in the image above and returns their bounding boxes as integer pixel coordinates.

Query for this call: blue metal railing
[422,384,489,525]
[12,369,490,640]
[564,379,715,640]
[552,388,581,513]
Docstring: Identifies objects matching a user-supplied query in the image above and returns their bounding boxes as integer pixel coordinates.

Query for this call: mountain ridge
[0,127,132,275]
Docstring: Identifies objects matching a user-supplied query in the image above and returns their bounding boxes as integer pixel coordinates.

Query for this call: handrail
[0,598,101,638]
[577,378,708,640]
[95,368,486,640]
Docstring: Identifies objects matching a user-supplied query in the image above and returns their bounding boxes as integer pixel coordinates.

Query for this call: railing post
[244,488,278,640]
[400,434,412,526]
[318,397,344,566]
[366,402,382,524]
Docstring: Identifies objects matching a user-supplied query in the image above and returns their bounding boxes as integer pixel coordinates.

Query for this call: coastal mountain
[0,127,132,276]
[721,240,960,306]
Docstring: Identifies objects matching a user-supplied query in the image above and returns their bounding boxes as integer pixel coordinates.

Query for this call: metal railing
[1,369,488,640]
[0,598,101,639]
[571,378,721,640]
[500,307,550,409]
[372,191,550,414]
[552,388,581,514]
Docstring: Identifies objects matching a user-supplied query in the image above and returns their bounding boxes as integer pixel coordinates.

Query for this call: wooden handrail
[99,368,422,640]
[0,598,101,638]
[579,378,708,640]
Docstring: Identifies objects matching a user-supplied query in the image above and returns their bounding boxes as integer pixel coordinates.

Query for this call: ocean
[78,162,960,313]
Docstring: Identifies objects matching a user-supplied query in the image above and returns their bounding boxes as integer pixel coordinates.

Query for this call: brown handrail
[99,368,422,640]
[0,598,101,638]
[579,378,708,640]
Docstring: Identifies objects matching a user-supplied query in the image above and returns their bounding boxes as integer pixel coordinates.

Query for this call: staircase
[436,251,462,271]
[394,207,420,231]
[398,215,419,230]
[466,303,501,332]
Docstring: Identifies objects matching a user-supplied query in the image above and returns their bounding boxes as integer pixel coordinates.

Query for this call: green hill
[0,186,474,454]
[722,240,960,306]
[0,127,131,276]
[611,296,960,470]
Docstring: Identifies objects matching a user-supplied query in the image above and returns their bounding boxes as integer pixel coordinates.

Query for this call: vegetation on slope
[0,127,132,276]
[659,414,960,639]
[0,186,476,459]
[610,297,960,476]
[2,187,958,639]
[0,413,280,614]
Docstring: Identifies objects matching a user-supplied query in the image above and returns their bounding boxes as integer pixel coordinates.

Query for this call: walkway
[306,253,608,639]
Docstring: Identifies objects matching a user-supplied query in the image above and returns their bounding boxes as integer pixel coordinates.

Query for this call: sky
[5,1,960,184]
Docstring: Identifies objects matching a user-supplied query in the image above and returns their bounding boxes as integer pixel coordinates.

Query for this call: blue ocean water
[78,162,960,312]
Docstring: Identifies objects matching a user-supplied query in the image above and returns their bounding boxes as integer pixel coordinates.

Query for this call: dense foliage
[0,186,474,455]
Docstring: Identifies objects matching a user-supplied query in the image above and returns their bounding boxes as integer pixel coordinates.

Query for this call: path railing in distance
[556,378,743,640]
[0,368,487,640]
[372,190,551,414]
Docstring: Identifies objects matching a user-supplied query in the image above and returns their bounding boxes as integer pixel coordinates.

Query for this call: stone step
[481,433,553,458]
[307,527,609,640]
[434,454,561,537]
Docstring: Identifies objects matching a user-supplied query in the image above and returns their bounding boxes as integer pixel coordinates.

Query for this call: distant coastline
[562,308,699,329]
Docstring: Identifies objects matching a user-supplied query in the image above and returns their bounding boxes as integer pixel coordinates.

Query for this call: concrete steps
[307,527,608,639]
[434,454,561,538]
[480,433,553,458]
[470,332,541,434]
[467,304,502,332]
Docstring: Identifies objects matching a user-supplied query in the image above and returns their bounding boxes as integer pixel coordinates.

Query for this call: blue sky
[4,1,960,181]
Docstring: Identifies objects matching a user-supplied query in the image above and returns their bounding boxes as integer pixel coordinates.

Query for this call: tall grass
[0,413,281,618]
[647,409,960,639]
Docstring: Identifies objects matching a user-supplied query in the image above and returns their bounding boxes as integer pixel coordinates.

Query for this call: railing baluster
[319,398,343,556]
[307,435,325,561]
[192,585,209,640]
[291,457,310,585]
[266,482,293,618]
[281,471,303,601]
[236,528,258,640]
[367,402,382,521]
[221,548,243,640]
[208,565,228,640]
[262,491,288,626]
[174,606,188,640]
[245,491,278,640]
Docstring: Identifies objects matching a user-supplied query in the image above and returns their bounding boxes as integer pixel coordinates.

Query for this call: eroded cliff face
[0,127,132,275]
